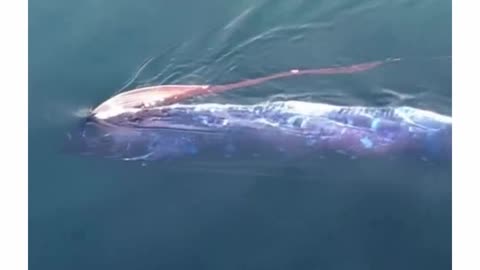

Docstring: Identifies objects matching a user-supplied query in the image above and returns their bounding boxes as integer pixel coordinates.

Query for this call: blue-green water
[29,0,451,269]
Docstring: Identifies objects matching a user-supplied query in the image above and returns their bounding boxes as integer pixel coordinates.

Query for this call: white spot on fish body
[360,137,374,149]
[371,118,381,131]
[221,119,229,126]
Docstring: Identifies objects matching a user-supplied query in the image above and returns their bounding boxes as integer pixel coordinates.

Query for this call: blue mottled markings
[360,137,374,149]
[288,116,304,128]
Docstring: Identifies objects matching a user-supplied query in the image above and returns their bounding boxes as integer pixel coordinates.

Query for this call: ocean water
[29,0,452,269]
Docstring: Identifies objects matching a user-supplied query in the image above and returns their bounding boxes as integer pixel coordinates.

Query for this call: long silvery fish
[67,60,451,162]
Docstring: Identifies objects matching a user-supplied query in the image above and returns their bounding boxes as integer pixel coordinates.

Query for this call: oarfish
[67,60,451,162]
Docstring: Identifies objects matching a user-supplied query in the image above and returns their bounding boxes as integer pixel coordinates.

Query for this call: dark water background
[29,0,451,269]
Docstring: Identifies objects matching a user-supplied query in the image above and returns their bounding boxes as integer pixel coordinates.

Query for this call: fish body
[71,100,451,162]
[67,60,451,162]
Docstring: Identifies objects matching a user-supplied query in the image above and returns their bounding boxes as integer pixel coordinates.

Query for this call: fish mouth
[91,85,210,120]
